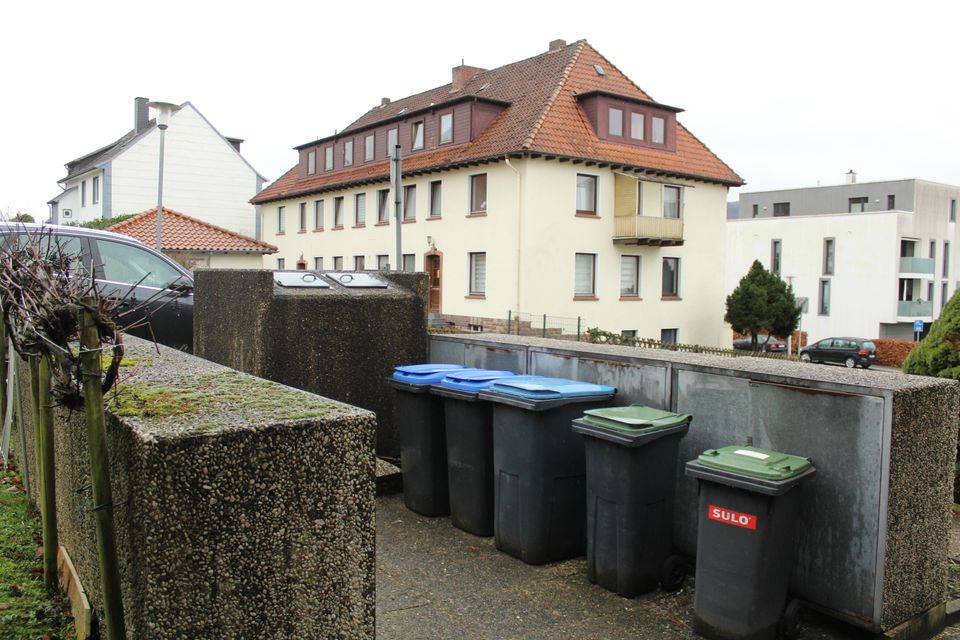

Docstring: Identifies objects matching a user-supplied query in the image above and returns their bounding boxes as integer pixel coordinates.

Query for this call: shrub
[872,339,916,368]
[903,290,960,378]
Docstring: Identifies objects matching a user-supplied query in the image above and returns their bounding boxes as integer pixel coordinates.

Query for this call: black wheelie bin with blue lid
[685,445,816,640]
[571,404,692,597]
[387,363,466,516]
[479,376,616,565]
[430,368,517,536]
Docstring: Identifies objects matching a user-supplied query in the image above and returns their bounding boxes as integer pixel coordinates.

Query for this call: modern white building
[253,39,743,347]
[48,98,266,238]
[727,176,960,340]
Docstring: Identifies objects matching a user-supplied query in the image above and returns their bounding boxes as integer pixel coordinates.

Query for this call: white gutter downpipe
[505,157,522,317]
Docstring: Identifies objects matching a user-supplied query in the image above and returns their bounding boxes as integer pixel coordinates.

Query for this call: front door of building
[427,254,441,313]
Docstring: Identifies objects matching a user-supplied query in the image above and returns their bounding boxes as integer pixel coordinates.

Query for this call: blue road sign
[914,319,925,332]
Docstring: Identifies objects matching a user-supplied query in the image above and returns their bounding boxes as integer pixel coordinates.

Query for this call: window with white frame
[333,197,344,227]
[314,257,323,271]
[308,150,316,174]
[355,193,366,226]
[412,121,424,150]
[660,328,678,344]
[630,112,644,141]
[823,238,835,275]
[662,257,680,297]
[652,117,665,144]
[819,279,831,315]
[469,252,486,295]
[429,181,442,217]
[81,180,87,206]
[440,113,453,144]
[314,200,324,230]
[299,203,307,231]
[333,256,343,270]
[470,174,487,213]
[92,176,100,204]
[663,186,681,218]
[387,128,398,157]
[365,135,375,162]
[344,140,353,167]
[324,146,333,170]
[620,255,640,296]
[377,189,390,223]
[575,253,596,297]
[377,254,389,270]
[402,254,415,272]
[576,174,598,215]
[354,255,365,270]
[609,107,623,137]
[771,239,782,276]
[277,206,285,233]
[403,185,416,220]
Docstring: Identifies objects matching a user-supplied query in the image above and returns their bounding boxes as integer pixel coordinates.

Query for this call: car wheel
[844,357,856,368]
[800,353,811,363]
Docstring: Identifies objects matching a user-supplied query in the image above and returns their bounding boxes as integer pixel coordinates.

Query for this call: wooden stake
[79,305,125,640]
[37,355,58,591]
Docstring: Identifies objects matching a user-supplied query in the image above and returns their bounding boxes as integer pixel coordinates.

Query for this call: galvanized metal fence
[505,311,586,341]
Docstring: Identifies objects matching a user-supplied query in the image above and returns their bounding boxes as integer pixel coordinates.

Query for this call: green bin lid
[696,445,812,481]
[582,404,691,435]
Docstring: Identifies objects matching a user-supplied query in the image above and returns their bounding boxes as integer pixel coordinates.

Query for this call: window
[377,254,390,270]
[377,189,390,223]
[819,279,831,315]
[630,112,644,141]
[652,117,665,144]
[277,258,285,270]
[943,282,949,311]
[429,181,442,217]
[574,253,596,297]
[324,146,333,170]
[81,180,87,206]
[930,240,936,262]
[576,174,598,215]
[299,203,307,231]
[899,278,914,301]
[440,113,453,144]
[307,150,316,174]
[609,107,623,137]
[663,186,681,219]
[952,199,957,223]
[660,328,678,344]
[314,257,323,271]
[771,239,782,276]
[620,255,639,296]
[888,194,896,210]
[823,238,835,275]
[333,256,343,270]
[662,257,680,297]
[333,197,344,228]
[314,200,324,230]
[752,204,759,218]
[403,185,416,220]
[621,330,637,338]
[387,128,398,157]
[944,241,950,277]
[344,141,353,167]
[95,239,183,288]
[470,174,487,213]
[354,255,365,270]
[773,202,790,216]
[354,193,366,226]
[402,254,415,272]
[928,281,935,302]
[412,121,424,150]
[365,135,375,162]
[277,206,285,233]
[92,176,99,204]
[469,252,486,295]
[849,197,868,213]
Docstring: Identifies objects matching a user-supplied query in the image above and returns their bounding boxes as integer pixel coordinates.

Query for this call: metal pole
[507,311,511,334]
[577,316,581,341]
[155,123,168,251]
[391,145,403,269]
[542,314,547,338]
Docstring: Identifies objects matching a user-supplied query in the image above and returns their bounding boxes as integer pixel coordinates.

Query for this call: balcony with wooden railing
[613,215,684,246]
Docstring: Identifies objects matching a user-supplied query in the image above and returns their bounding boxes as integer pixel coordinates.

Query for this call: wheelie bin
[478,376,616,564]
[571,404,692,597]
[685,445,816,640]
[387,363,466,516]
[430,368,517,536]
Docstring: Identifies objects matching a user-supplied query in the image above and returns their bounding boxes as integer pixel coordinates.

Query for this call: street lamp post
[146,102,180,251]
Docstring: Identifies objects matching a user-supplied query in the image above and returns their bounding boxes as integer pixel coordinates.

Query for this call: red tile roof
[106,207,277,254]
[253,40,742,205]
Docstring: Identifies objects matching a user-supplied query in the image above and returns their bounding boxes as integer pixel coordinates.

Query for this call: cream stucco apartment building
[253,40,743,347]
[48,98,266,239]
[727,175,960,341]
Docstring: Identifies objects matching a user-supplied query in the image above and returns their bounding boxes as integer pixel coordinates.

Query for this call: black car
[732,334,787,353]
[0,223,194,351]
[799,337,876,369]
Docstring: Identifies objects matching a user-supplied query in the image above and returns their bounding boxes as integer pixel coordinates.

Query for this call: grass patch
[0,465,75,639]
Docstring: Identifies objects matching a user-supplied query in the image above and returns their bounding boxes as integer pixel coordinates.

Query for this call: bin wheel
[780,599,803,639]
[659,555,686,592]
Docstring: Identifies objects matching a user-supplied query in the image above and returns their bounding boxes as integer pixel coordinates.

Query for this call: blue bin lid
[392,363,466,385]
[436,369,517,393]
[487,376,615,400]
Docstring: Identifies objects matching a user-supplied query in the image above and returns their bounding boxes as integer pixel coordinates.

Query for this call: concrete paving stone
[377,602,477,640]
[376,566,432,614]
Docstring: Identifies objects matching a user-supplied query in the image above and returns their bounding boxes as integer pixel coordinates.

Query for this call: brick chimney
[549,39,566,52]
[225,137,243,152]
[135,96,150,133]
[381,97,391,107]
[451,64,485,92]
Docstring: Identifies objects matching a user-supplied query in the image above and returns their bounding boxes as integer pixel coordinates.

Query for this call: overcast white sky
[2,0,957,218]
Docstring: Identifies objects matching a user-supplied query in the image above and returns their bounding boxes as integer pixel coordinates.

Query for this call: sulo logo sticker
[708,505,757,530]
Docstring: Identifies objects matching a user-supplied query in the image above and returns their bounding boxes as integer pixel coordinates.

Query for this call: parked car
[799,337,876,368]
[732,334,787,353]
[0,223,194,352]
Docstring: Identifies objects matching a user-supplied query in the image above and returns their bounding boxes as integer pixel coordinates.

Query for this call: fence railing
[505,311,586,341]
[586,328,795,360]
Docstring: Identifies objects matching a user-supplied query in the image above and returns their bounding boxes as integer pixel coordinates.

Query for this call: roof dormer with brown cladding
[252,40,743,205]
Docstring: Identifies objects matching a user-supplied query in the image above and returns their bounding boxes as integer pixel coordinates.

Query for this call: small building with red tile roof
[253,39,744,346]
[107,207,276,270]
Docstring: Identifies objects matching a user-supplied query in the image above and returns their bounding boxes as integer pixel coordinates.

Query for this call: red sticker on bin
[708,505,757,530]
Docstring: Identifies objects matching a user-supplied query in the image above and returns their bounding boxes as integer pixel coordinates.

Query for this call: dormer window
[307,150,316,174]
[324,146,333,171]
[412,121,424,150]
[630,113,644,141]
[652,117,665,145]
[365,134,375,162]
[440,113,453,144]
[344,140,353,167]
[387,128,398,157]
[609,108,623,137]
